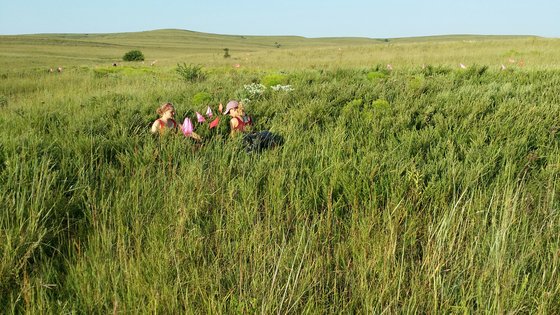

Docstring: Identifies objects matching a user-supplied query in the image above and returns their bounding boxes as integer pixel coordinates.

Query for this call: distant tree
[223,48,231,58]
[123,50,145,62]
[274,42,281,48]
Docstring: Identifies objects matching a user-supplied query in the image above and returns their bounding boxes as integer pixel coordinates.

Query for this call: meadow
[1,29,560,313]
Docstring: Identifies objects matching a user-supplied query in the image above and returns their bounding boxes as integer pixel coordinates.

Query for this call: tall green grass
[1,61,559,313]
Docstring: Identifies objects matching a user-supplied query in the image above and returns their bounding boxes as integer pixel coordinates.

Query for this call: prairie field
[1,29,560,313]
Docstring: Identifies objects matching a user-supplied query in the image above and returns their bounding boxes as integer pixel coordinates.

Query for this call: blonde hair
[156,102,174,116]
[237,102,245,116]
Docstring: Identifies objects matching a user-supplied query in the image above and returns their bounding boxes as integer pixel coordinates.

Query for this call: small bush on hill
[122,50,145,62]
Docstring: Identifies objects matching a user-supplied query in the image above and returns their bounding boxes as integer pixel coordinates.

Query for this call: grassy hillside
[1,30,559,313]
[1,29,558,71]
[0,29,376,69]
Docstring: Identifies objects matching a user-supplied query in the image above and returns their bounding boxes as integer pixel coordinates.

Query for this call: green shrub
[122,50,144,62]
[176,63,206,82]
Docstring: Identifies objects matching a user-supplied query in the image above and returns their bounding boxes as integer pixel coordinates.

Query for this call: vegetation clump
[122,50,145,62]
[176,63,206,82]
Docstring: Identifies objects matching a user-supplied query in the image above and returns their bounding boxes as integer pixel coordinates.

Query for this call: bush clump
[177,63,206,82]
[122,50,145,62]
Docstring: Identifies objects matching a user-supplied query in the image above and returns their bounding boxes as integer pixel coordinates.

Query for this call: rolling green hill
[1,29,557,71]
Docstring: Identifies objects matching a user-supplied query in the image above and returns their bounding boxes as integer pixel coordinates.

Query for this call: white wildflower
[271,84,294,92]
[243,83,266,97]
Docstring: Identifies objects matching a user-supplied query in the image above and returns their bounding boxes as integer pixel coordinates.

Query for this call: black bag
[242,131,284,153]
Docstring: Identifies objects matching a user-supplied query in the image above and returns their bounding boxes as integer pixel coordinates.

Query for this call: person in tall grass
[151,102,203,140]
[224,99,283,152]
[151,102,178,134]
[223,100,252,136]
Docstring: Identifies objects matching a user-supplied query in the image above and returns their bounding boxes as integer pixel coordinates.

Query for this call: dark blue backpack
[242,131,284,153]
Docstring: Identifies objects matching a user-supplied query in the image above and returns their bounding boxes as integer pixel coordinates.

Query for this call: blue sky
[1,0,559,38]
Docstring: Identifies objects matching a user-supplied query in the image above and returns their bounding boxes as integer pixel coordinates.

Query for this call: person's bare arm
[230,118,239,136]
[151,120,160,134]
